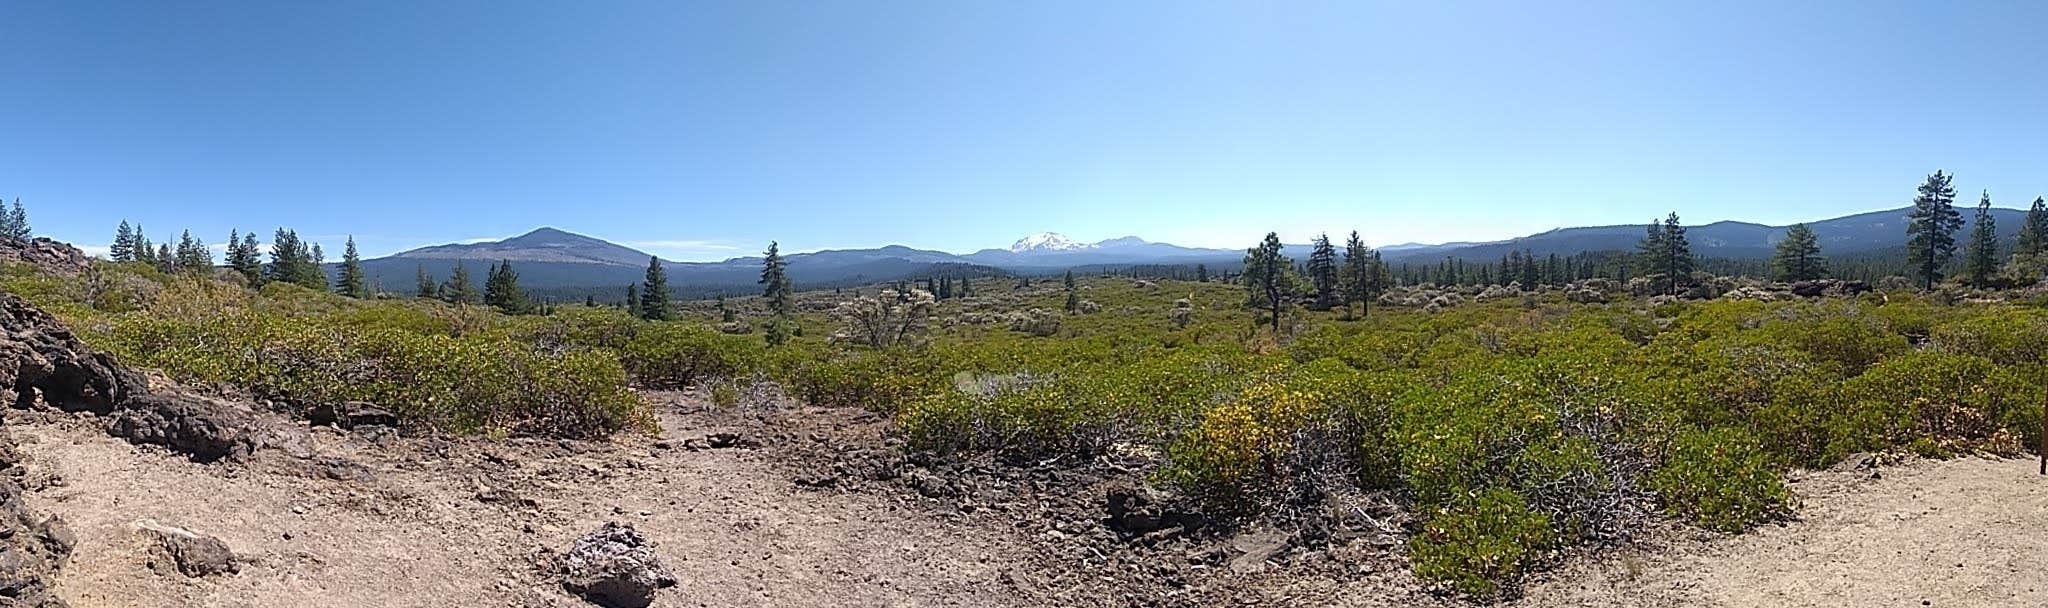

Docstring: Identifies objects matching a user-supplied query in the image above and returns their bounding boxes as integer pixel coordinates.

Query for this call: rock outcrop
[555,522,677,608]
[0,238,91,276]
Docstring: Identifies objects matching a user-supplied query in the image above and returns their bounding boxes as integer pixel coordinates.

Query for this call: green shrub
[1651,427,1791,532]
[1410,488,1553,597]
[1834,352,2039,458]
[621,322,765,387]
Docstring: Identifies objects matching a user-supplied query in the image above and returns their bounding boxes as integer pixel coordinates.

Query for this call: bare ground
[13,392,2048,607]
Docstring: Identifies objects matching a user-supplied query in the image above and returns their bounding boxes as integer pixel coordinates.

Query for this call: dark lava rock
[137,520,238,577]
[105,393,260,463]
[556,522,677,608]
[0,294,142,415]
[307,401,399,430]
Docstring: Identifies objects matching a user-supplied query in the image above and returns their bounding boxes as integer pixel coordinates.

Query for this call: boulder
[136,519,238,577]
[106,393,261,463]
[0,238,91,276]
[557,522,677,608]
[0,294,142,414]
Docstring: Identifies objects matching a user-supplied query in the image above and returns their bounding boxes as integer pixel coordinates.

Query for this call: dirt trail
[17,391,2048,608]
[1509,456,2048,608]
[16,392,1057,608]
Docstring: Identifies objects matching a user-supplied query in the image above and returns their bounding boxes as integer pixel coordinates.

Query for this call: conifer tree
[441,263,479,304]
[1905,170,1963,290]
[959,276,972,297]
[306,243,327,290]
[2018,196,2048,257]
[1770,223,1827,282]
[625,284,639,311]
[484,260,529,314]
[1242,232,1292,335]
[1063,270,1080,312]
[133,225,155,266]
[233,231,262,285]
[154,243,174,273]
[111,221,137,262]
[338,236,369,298]
[1339,231,1376,318]
[1633,220,1666,285]
[1964,190,1999,288]
[584,294,597,308]
[639,256,670,320]
[414,265,437,299]
[268,228,304,286]
[174,230,212,271]
[0,199,28,240]
[1306,233,1339,310]
[1195,264,1208,283]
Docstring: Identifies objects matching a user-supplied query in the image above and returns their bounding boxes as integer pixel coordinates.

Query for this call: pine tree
[639,256,670,320]
[625,284,639,310]
[1634,220,1666,285]
[0,199,28,240]
[584,294,597,308]
[304,243,327,290]
[415,265,437,299]
[1195,264,1209,283]
[111,221,137,262]
[1770,223,1827,282]
[440,263,479,304]
[133,225,154,266]
[233,232,263,285]
[1306,233,1339,310]
[1964,190,1999,288]
[1339,231,1376,318]
[484,260,530,314]
[268,228,305,286]
[154,243,174,273]
[2018,196,2048,257]
[959,276,972,297]
[175,230,212,271]
[1063,270,1080,312]
[1242,232,1292,335]
[1661,214,1695,294]
[338,236,369,298]
[759,241,793,344]
[1905,170,1963,290]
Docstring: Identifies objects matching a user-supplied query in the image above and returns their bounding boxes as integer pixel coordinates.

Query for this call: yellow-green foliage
[1651,427,1792,533]
[1410,488,1554,597]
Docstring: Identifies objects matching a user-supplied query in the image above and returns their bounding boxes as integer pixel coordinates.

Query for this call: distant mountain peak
[388,227,654,267]
[1010,232,1090,253]
[1093,236,1150,248]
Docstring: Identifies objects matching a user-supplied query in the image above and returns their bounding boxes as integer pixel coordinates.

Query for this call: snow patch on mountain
[1009,232,1091,253]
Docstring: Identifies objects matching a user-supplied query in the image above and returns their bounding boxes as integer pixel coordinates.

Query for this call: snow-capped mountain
[1009,232,1091,253]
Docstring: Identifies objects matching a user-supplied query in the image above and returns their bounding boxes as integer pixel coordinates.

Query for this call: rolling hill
[356,205,2037,295]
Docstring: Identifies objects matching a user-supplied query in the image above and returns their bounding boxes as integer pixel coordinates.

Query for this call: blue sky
[5,1,2047,261]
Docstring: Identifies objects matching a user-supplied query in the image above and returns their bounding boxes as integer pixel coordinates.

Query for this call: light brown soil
[16,393,2048,608]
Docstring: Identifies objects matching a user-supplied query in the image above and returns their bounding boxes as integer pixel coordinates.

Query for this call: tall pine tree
[484,260,529,314]
[1306,233,1339,310]
[639,256,670,320]
[1242,232,1292,335]
[1339,231,1376,318]
[760,242,793,346]
[1770,223,1827,281]
[1063,270,1080,312]
[338,236,369,298]
[1905,170,1962,290]
[2018,196,2048,257]
[175,230,212,271]
[111,221,137,262]
[1963,190,1999,288]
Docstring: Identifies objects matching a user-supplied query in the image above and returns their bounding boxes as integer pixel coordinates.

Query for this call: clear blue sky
[5,1,2046,260]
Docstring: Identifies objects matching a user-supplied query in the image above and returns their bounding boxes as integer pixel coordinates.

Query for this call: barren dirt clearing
[13,395,1063,608]
[1512,456,2048,608]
